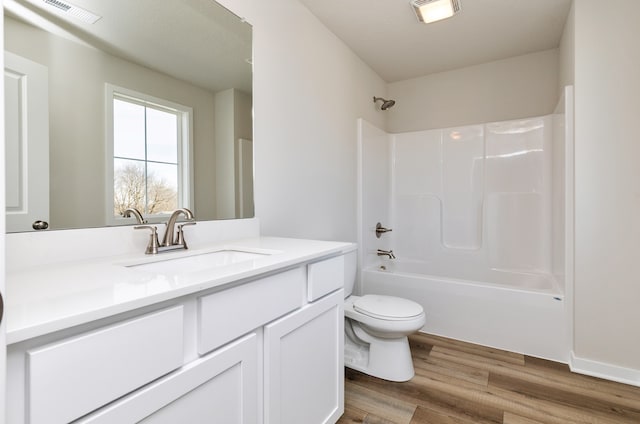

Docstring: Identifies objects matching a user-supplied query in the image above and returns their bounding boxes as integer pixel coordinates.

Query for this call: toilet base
[344,322,416,382]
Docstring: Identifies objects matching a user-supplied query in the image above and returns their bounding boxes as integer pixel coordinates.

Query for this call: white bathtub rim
[364,265,564,298]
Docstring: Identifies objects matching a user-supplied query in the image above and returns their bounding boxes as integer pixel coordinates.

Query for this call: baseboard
[570,351,640,387]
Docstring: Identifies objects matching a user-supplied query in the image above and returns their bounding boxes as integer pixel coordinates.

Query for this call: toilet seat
[353,295,423,321]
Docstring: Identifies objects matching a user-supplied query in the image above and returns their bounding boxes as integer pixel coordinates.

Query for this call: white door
[4,51,49,232]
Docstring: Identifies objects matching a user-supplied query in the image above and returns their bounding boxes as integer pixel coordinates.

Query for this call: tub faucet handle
[375,222,393,238]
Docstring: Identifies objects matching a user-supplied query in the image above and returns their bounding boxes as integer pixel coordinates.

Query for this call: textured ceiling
[298,0,572,82]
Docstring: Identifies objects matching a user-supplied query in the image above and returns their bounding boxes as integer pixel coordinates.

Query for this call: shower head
[373,96,396,110]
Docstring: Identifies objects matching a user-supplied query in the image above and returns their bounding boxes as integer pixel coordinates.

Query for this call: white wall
[214,88,253,219]
[558,2,575,93]
[218,0,387,242]
[387,49,559,133]
[234,90,254,218]
[572,0,640,376]
[214,89,236,219]
[357,119,391,274]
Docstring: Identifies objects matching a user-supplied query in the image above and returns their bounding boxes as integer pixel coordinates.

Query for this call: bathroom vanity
[5,236,354,423]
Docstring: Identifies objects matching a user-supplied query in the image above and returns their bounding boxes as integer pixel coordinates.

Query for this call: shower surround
[357,88,573,361]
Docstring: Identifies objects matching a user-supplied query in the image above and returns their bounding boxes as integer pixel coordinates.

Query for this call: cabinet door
[79,333,258,424]
[265,289,344,424]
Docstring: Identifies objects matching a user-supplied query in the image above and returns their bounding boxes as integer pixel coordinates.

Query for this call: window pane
[147,107,178,163]
[113,99,145,160]
[146,162,178,214]
[113,158,146,216]
[110,88,190,221]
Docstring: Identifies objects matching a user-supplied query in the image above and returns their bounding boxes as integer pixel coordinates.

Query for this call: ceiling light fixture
[411,0,461,24]
[41,0,102,24]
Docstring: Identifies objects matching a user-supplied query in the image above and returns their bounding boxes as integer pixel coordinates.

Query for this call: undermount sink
[126,249,272,274]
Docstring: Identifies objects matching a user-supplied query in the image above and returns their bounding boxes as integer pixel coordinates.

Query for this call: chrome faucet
[134,208,196,254]
[161,208,196,248]
[377,249,396,259]
[123,207,146,224]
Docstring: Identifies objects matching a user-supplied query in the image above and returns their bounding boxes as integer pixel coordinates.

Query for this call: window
[106,85,193,223]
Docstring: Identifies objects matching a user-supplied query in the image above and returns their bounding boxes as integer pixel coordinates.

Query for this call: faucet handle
[177,221,196,229]
[375,222,393,238]
[176,221,196,248]
[134,225,160,255]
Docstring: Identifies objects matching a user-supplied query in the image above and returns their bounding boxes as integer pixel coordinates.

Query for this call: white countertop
[6,237,356,345]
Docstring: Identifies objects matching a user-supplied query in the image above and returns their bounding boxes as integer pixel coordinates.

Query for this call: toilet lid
[353,295,423,320]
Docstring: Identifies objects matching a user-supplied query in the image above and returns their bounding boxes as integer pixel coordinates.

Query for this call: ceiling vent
[42,0,101,24]
[411,0,461,24]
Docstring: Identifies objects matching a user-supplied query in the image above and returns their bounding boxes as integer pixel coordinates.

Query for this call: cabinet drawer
[76,333,259,424]
[307,255,345,301]
[27,306,184,424]
[198,267,305,354]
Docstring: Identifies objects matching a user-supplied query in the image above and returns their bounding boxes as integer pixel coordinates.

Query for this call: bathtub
[361,260,569,362]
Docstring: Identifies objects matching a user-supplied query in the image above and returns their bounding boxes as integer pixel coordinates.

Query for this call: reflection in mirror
[4,0,253,233]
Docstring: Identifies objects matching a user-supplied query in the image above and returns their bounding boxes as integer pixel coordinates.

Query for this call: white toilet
[343,251,426,382]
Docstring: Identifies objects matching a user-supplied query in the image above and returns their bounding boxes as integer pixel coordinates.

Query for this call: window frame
[105,83,194,225]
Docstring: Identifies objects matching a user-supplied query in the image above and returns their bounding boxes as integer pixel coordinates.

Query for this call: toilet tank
[344,250,357,297]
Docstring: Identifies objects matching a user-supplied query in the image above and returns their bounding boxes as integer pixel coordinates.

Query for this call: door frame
[1,7,9,424]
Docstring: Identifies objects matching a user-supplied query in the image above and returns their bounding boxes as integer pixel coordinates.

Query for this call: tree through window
[107,86,192,222]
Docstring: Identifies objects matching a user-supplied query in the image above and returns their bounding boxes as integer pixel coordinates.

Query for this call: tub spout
[377,249,396,259]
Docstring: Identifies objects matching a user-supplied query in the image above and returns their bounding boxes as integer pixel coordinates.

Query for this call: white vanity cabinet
[264,255,346,424]
[6,249,349,424]
[265,289,344,424]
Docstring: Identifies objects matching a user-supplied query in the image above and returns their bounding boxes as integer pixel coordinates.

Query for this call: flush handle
[375,222,393,238]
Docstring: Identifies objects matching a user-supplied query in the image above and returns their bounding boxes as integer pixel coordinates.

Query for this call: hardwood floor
[337,333,640,424]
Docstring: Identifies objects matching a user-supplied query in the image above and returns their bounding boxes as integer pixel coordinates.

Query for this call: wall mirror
[4,0,253,233]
